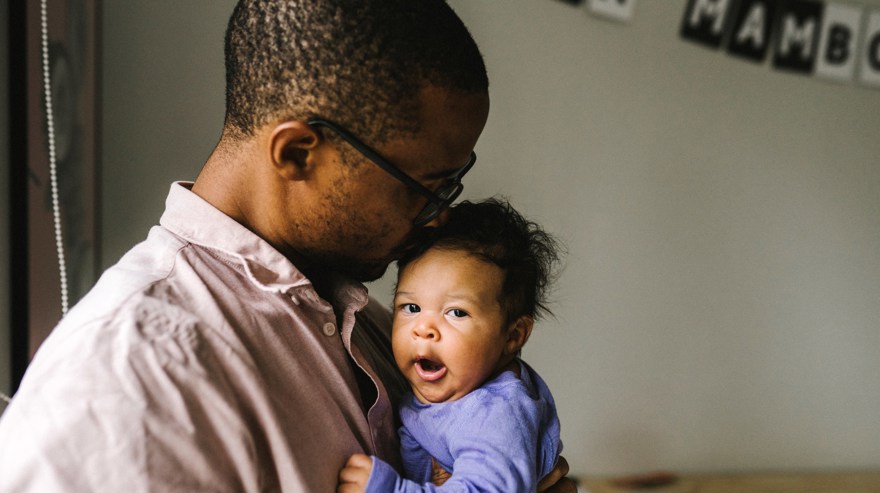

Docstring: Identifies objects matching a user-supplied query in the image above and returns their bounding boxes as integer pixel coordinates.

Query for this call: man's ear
[269,121,322,181]
[504,316,534,356]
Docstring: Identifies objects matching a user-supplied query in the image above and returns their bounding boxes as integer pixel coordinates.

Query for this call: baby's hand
[337,454,373,493]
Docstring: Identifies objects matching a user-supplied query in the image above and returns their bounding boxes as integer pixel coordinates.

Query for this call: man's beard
[296,226,431,283]
[295,247,394,284]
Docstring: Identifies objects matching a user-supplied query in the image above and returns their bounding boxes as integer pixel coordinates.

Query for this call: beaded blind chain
[42,0,70,317]
[1,0,69,408]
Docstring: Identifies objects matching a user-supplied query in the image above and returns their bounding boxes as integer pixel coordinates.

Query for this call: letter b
[824,24,851,64]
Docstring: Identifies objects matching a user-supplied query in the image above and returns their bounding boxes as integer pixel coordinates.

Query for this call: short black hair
[397,198,563,325]
[224,0,488,143]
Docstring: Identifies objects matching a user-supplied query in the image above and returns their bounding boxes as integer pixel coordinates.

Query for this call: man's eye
[448,309,468,318]
[401,303,421,314]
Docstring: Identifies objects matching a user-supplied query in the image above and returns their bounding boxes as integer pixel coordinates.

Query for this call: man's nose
[421,207,452,229]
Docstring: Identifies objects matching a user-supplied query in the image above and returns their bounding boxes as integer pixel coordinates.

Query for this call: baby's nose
[413,322,440,341]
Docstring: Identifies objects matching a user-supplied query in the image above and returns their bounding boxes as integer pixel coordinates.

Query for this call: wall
[101,0,232,268]
[0,0,11,397]
[442,0,880,476]
[100,0,880,477]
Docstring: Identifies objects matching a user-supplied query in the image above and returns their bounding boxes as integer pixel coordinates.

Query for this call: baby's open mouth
[415,358,447,382]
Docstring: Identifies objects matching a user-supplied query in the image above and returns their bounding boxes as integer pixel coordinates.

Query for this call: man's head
[205,0,490,284]
[223,0,488,143]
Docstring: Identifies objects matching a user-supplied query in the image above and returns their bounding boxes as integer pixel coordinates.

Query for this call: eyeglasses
[308,119,476,227]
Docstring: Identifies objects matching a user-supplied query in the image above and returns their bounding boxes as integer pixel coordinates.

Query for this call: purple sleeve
[439,395,541,492]
[365,456,439,493]
[365,454,506,493]
[370,363,560,493]
[400,424,433,483]
[366,387,546,492]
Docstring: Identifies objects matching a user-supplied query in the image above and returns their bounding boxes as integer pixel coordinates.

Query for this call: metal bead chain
[41,0,69,317]
[0,0,71,407]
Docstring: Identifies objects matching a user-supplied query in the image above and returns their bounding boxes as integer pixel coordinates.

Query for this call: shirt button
[322,322,337,336]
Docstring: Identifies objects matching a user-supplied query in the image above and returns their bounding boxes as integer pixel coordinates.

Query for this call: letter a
[728,0,776,61]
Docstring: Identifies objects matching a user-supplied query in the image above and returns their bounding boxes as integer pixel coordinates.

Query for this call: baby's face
[391,247,514,404]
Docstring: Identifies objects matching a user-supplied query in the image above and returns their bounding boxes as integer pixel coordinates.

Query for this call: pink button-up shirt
[0,182,404,492]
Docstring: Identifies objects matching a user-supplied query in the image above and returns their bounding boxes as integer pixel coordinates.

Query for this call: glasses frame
[308,118,476,226]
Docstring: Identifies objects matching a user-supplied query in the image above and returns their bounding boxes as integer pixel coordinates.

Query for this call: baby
[338,198,564,493]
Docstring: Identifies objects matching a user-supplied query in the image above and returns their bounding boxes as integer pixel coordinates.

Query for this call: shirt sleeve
[440,393,542,493]
[0,308,263,493]
[365,456,433,493]
[400,423,434,483]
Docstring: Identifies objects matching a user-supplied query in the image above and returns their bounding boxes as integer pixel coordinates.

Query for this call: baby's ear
[504,316,534,355]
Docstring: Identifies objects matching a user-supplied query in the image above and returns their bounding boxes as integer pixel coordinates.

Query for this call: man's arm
[429,454,576,492]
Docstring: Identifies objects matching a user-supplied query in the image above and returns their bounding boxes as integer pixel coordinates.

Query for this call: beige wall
[98,0,880,477]
[442,0,880,475]
[101,0,232,268]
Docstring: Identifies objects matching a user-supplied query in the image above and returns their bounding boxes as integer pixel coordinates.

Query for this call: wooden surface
[577,471,880,493]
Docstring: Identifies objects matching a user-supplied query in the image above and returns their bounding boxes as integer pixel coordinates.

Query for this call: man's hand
[337,454,373,493]
[430,458,451,486]
[432,454,577,492]
[538,455,578,493]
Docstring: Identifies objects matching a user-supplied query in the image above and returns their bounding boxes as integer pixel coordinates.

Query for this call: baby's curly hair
[398,198,563,325]
[223,0,488,144]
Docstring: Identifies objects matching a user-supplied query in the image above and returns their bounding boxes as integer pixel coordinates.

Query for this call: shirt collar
[158,181,319,296]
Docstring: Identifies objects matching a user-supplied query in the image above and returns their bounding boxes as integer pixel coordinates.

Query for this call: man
[0,1,572,491]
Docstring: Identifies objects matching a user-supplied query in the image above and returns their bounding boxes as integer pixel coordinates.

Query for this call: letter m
[772,1,824,73]
[681,0,734,48]
[779,15,818,58]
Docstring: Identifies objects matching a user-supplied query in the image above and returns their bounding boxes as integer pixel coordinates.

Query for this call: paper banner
[680,0,737,48]
[859,9,880,87]
[727,0,778,62]
[772,0,825,73]
[815,3,864,82]
[589,0,638,23]
[677,0,880,89]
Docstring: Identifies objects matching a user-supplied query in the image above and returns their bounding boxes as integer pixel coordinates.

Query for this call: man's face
[295,87,490,282]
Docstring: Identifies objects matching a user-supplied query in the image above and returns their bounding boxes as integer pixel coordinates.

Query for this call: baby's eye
[400,303,421,314]
[447,308,469,318]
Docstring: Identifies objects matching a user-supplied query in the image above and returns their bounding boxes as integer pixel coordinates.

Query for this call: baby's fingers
[337,454,373,493]
[345,453,374,471]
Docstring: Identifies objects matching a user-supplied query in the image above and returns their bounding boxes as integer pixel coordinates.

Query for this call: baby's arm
[339,446,534,493]
[338,454,437,493]
[336,417,540,493]
[337,426,439,493]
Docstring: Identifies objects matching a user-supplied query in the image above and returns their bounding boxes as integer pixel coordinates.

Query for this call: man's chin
[352,263,390,283]
[295,250,392,285]
[338,258,393,283]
